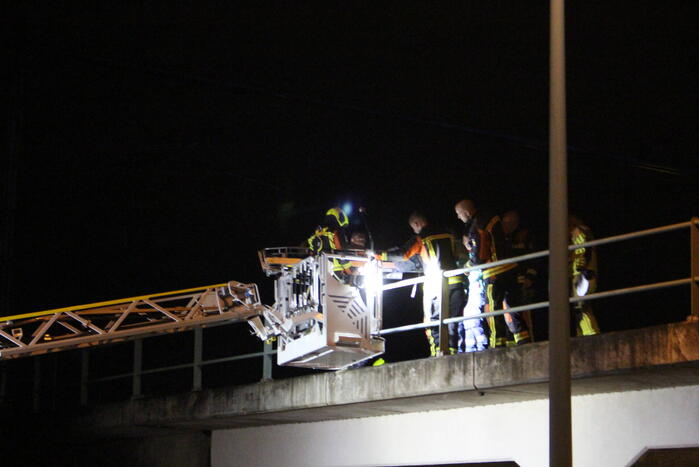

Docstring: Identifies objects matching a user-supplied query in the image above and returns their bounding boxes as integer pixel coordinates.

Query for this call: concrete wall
[212,385,699,467]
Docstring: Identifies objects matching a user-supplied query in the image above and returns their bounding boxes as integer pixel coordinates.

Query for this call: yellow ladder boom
[0,281,269,359]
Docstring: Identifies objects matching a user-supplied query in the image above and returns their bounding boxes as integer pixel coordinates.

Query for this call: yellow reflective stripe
[485,215,501,232]
[425,242,436,257]
[326,208,348,227]
[422,234,452,258]
[493,337,507,347]
[578,310,600,336]
[309,228,339,253]
[1,282,230,323]
[571,232,590,274]
[448,276,465,285]
[486,283,497,348]
[423,234,452,242]
[514,330,530,343]
[426,329,437,356]
[333,263,352,272]
[482,263,518,279]
[486,283,494,310]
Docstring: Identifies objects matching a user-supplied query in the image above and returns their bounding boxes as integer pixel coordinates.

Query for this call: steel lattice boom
[0,281,270,359]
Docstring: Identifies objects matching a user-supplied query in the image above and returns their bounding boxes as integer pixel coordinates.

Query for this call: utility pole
[549,0,572,466]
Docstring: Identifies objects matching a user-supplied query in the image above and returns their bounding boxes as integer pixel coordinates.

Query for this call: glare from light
[361,260,382,302]
[423,257,442,300]
[342,202,353,217]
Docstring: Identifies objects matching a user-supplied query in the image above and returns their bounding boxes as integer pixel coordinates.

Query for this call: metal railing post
[690,217,699,320]
[262,340,273,381]
[80,349,89,406]
[193,327,203,391]
[439,274,450,356]
[0,364,6,405]
[132,338,142,398]
[33,358,41,413]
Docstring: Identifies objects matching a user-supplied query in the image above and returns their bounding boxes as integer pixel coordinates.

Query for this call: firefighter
[307,207,352,280]
[455,199,531,348]
[502,210,538,342]
[569,215,600,336]
[399,211,466,356]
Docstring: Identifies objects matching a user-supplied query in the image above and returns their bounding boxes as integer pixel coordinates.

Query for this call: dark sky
[2,2,698,350]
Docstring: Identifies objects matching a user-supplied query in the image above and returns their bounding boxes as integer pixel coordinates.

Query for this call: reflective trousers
[425,284,465,356]
[485,270,531,348]
[572,274,600,336]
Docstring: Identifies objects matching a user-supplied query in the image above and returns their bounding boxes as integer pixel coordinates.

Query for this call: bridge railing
[378,218,699,350]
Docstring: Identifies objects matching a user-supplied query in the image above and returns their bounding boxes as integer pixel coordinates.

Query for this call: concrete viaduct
[42,320,699,466]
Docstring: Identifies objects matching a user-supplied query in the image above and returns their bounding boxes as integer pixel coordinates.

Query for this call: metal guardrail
[379,218,699,336]
[41,323,277,408]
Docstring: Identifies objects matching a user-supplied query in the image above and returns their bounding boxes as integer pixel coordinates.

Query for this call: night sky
[2,3,698,399]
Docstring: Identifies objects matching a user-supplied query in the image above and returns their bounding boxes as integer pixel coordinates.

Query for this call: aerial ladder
[1,248,396,370]
[0,281,269,360]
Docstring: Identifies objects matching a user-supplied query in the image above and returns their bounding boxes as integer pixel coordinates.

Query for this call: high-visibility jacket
[308,227,351,273]
[505,226,538,283]
[404,226,465,286]
[570,226,597,277]
[465,211,517,280]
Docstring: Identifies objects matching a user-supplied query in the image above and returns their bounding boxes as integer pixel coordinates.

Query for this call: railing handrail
[380,218,698,336]
[84,349,277,385]
[446,219,694,277]
[378,277,694,335]
[384,220,695,286]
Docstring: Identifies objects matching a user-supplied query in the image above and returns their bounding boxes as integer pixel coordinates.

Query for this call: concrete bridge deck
[80,320,699,435]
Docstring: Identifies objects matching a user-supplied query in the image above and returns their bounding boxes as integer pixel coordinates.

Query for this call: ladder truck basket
[258,247,312,277]
[255,251,385,370]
